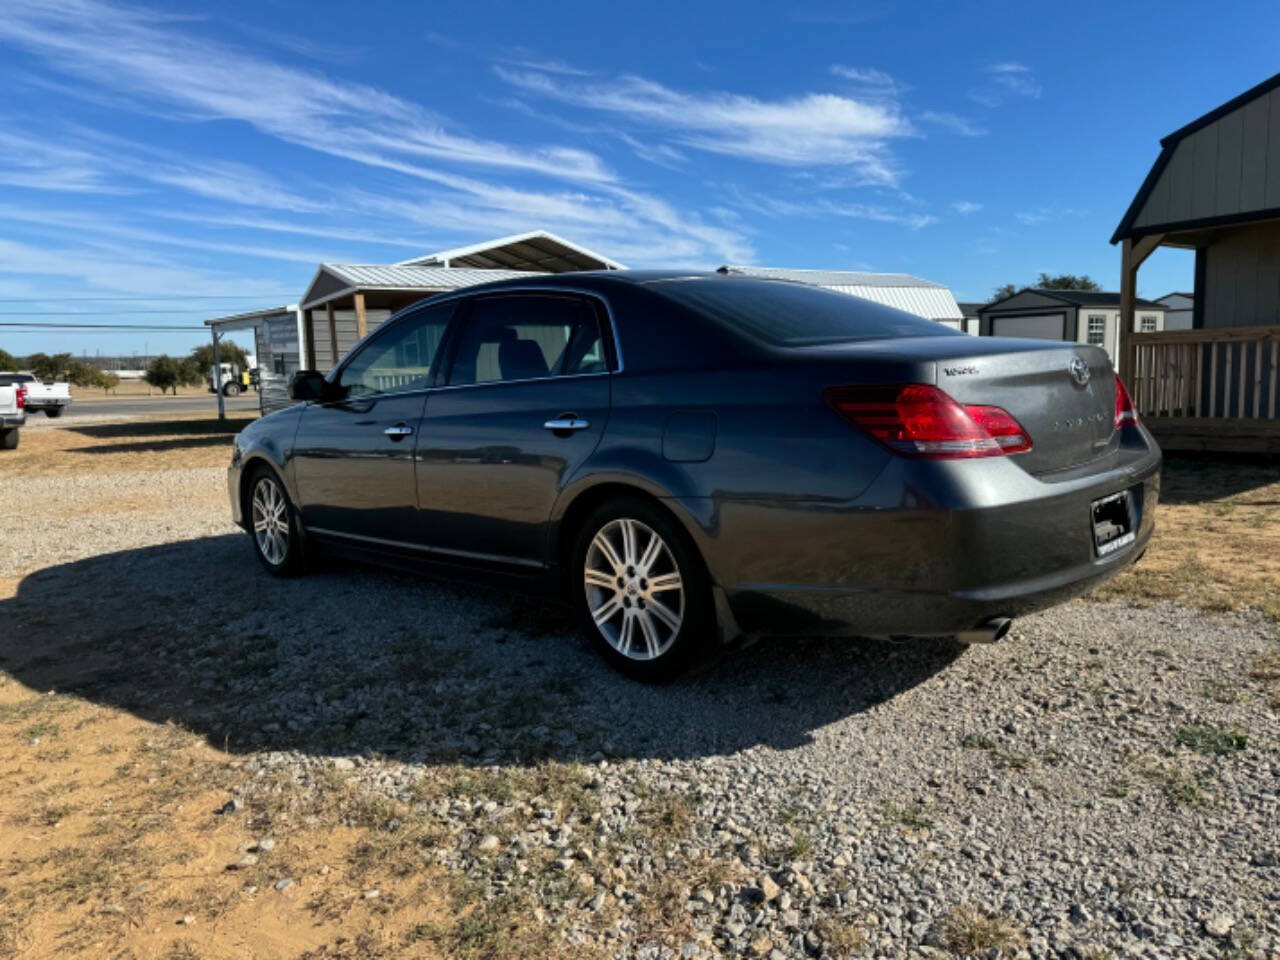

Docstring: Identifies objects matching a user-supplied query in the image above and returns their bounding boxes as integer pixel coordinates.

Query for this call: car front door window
[339,304,453,398]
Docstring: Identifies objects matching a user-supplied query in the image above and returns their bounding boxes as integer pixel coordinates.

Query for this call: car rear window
[650,278,959,345]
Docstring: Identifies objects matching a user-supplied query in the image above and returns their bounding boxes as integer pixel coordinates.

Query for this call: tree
[0,347,16,372]
[144,355,184,396]
[178,358,205,389]
[1036,272,1100,291]
[26,352,73,381]
[991,272,1102,302]
[188,340,249,372]
[65,360,105,389]
[99,371,120,395]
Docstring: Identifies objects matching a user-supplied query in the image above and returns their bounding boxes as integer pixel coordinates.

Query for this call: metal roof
[206,304,296,331]
[399,230,626,272]
[300,264,541,310]
[982,288,1166,312]
[717,265,962,320]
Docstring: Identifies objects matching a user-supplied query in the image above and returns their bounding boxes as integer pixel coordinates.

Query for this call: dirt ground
[0,416,1277,959]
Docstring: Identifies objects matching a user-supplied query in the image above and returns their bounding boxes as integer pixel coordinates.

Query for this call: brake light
[825,384,1032,458]
[1114,375,1138,430]
[15,384,25,410]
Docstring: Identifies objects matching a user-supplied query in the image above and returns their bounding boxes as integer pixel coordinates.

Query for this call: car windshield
[651,277,959,346]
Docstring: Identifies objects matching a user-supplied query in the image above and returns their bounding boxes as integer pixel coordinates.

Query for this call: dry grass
[1092,455,1280,621]
[941,905,1025,957]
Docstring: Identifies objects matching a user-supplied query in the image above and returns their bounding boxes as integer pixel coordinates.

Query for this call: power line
[0,323,204,330]
[0,309,234,315]
[0,295,293,303]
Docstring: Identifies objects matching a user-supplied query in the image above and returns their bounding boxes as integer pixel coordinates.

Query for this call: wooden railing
[1127,325,1280,419]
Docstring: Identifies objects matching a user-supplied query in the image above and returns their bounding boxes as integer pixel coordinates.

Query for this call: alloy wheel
[584,518,684,660]
[251,476,290,566]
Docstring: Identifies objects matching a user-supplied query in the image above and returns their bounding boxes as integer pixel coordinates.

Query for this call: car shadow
[64,417,255,439]
[0,534,965,766]
[1159,453,1280,505]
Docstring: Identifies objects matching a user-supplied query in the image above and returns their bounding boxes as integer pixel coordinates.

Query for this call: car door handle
[544,417,590,432]
[384,423,414,439]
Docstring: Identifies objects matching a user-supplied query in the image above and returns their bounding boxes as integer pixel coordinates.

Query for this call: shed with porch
[1112,71,1280,451]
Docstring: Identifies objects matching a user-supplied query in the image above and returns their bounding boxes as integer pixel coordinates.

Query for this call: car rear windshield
[651,278,959,345]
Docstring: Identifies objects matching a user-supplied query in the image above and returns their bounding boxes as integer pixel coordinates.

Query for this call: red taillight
[15,385,25,410]
[825,384,1032,459]
[1114,375,1138,430]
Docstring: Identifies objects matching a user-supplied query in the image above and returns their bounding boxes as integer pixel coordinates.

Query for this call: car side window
[447,295,604,386]
[338,302,454,397]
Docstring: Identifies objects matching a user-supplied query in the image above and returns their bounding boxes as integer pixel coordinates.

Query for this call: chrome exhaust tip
[955,617,1013,645]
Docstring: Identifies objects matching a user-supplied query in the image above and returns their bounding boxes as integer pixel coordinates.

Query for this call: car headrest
[498,338,548,381]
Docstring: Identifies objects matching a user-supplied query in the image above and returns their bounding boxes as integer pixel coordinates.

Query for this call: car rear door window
[338,302,454,397]
[447,295,604,386]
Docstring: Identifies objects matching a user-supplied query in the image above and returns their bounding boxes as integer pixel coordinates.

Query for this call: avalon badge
[1069,356,1091,387]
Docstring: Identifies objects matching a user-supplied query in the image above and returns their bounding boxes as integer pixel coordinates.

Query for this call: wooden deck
[1127,324,1280,453]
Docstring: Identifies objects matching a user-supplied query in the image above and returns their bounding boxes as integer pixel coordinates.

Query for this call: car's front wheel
[572,499,711,681]
[247,468,303,576]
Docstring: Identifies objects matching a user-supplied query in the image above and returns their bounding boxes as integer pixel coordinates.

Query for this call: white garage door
[992,314,1065,340]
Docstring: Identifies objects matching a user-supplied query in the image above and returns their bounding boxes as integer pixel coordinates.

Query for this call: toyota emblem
[1069,356,1091,387]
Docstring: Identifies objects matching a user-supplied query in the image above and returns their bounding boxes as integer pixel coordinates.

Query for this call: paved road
[47,393,261,419]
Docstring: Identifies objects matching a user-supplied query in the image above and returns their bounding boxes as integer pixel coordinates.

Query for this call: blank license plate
[1092,488,1136,557]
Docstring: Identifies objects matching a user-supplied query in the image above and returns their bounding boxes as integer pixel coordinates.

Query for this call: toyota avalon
[228,272,1159,680]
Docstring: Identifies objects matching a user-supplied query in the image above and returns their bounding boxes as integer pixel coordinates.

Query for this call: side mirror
[288,370,331,402]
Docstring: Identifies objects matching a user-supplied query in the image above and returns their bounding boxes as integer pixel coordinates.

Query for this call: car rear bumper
[26,398,71,409]
[1,414,25,428]
[693,430,1161,638]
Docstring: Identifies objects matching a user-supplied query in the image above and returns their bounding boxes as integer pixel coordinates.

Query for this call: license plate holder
[1092,487,1136,557]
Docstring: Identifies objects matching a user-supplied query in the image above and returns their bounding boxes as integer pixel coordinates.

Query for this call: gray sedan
[227,272,1160,680]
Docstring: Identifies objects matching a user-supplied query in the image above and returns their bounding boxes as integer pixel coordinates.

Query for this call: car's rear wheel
[45,408,62,418]
[248,468,303,576]
[572,498,711,681]
[1,429,17,450]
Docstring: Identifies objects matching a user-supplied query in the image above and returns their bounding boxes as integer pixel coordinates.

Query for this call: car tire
[46,408,62,418]
[224,382,241,397]
[246,467,304,576]
[1,429,16,450]
[571,497,712,682]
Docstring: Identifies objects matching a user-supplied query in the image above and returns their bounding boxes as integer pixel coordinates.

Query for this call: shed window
[1086,315,1106,346]
[1140,315,1157,332]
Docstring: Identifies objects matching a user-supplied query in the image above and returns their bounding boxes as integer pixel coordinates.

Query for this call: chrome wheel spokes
[584,518,684,660]
[251,477,290,566]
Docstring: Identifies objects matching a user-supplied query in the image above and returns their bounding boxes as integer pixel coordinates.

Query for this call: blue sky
[0,0,1277,356]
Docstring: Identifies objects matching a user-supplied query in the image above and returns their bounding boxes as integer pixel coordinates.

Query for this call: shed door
[991,313,1066,340]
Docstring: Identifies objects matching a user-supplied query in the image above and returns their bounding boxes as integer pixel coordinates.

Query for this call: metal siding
[1215,106,1245,216]
[1166,139,1195,223]
[1190,125,1220,221]
[1266,89,1280,209]
[820,283,962,319]
[1240,94,1270,212]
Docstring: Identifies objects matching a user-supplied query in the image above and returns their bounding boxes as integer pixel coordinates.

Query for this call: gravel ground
[4,425,1279,959]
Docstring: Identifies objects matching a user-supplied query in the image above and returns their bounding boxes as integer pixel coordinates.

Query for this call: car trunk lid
[932,342,1116,474]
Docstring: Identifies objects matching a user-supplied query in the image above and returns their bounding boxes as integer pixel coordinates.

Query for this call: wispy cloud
[0,0,614,185]
[920,110,987,137]
[827,64,900,97]
[969,62,1042,107]
[494,66,915,184]
[726,187,936,230]
[951,200,983,215]
[0,0,758,265]
[1015,204,1081,225]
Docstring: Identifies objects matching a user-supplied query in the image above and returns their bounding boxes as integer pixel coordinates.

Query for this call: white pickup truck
[0,373,72,417]
[0,380,25,450]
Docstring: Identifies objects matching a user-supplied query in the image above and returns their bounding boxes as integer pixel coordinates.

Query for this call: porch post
[354,291,368,340]
[303,309,316,369]
[326,301,339,366]
[1117,232,1165,379]
[212,328,225,421]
